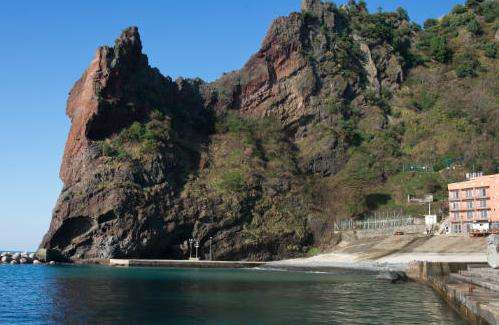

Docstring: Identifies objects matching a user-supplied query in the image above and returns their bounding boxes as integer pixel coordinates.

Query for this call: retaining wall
[341,224,426,240]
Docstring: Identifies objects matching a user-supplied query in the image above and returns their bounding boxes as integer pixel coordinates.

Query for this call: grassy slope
[317,0,498,220]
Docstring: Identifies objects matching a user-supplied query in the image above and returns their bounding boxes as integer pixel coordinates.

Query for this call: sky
[0,0,463,251]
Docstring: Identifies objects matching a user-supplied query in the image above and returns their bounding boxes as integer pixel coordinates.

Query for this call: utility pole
[194,240,199,259]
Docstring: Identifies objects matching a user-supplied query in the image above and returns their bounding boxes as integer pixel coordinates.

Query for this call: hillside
[40,0,498,261]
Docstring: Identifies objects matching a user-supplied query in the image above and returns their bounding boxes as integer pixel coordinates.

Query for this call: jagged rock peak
[301,0,335,12]
[300,0,336,28]
[111,26,143,67]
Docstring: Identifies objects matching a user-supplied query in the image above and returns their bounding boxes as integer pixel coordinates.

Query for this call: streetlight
[194,240,199,259]
[209,236,213,261]
[188,238,194,259]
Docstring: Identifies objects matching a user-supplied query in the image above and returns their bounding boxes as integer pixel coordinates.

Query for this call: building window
[480,210,488,218]
[451,190,459,199]
[467,201,473,209]
[466,189,473,198]
[480,200,487,208]
[452,202,459,210]
[452,224,462,233]
[477,187,487,197]
[467,211,473,219]
[453,212,460,220]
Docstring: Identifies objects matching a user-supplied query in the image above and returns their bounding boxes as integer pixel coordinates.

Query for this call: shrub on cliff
[455,51,480,78]
[429,36,453,63]
[484,42,497,58]
[466,18,482,35]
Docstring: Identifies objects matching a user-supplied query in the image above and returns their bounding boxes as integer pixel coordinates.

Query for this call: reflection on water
[0,265,465,324]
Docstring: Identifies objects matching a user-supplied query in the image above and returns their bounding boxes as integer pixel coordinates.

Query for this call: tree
[358,0,367,12]
[396,7,409,20]
[466,18,482,35]
[424,18,438,29]
[465,0,480,9]
[455,51,480,78]
[430,36,453,63]
[452,4,467,14]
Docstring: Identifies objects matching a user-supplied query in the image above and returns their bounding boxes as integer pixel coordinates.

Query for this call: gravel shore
[266,235,487,273]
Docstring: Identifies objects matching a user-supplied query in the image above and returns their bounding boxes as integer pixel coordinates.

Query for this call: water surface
[0,264,464,324]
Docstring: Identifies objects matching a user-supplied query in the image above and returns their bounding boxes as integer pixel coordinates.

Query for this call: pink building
[448,173,499,233]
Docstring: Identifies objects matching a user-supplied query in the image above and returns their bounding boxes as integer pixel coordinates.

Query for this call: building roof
[448,174,498,190]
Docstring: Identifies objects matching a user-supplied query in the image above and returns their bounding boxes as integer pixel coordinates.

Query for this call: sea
[0,264,465,324]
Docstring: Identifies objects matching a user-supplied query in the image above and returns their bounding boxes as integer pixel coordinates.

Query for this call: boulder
[376,271,408,283]
[20,258,28,264]
[10,260,19,265]
[29,253,35,259]
[33,260,41,265]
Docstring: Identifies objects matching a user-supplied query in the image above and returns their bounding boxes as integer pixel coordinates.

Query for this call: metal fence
[335,216,416,231]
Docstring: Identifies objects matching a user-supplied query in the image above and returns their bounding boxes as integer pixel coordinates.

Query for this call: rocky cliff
[41,0,498,261]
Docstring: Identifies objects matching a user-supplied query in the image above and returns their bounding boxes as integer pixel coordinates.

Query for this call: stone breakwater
[0,252,49,265]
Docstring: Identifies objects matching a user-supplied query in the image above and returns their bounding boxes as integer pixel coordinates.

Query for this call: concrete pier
[109,259,266,269]
[407,261,499,324]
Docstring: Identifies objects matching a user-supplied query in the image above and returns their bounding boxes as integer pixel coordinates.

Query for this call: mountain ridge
[41,0,498,261]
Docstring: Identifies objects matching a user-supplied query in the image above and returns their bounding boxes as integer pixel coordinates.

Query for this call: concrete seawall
[406,261,499,324]
[109,259,266,268]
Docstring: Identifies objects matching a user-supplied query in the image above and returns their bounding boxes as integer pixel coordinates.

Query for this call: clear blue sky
[0,0,462,251]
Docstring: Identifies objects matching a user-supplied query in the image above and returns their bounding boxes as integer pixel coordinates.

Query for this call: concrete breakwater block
[1,256,12,263]
[1,252,41,264]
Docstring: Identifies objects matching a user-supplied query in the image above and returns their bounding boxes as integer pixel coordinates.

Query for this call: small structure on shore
[487,234,499,269]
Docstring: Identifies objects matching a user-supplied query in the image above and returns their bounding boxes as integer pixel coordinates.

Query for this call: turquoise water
[0,264,464,324]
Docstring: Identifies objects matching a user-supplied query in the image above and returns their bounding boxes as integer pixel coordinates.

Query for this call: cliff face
[41,0,498,261]
[40,27,211,259]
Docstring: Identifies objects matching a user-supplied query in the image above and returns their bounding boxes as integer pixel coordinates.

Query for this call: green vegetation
[466,18,482,34]
[99,110,172,160]
[484,42,497,58]
[455,51,480,78]
[307,247,320,256]
[429,36,453,63]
